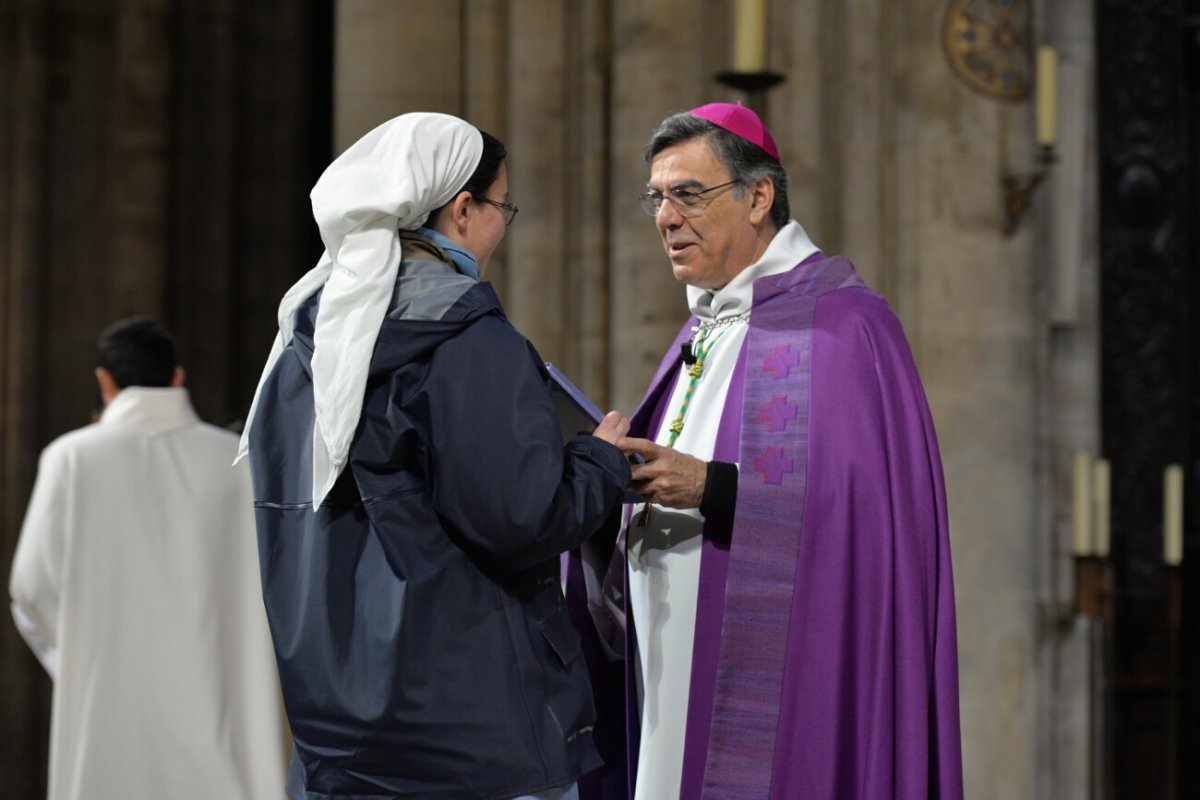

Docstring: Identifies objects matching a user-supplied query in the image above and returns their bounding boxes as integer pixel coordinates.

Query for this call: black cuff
[699,460,738,527]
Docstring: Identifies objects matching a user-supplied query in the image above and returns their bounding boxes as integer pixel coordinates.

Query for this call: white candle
[1072,452,1092,556]
[1036,45,1057,147]
[732,0,768,73]
[1164,464,1184,566]
[1094,459,1111,558]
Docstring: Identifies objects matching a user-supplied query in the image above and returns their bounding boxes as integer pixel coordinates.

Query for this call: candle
[1036,45,1057,147]
[732,0,768,73]
[1072,452,1092,556]
[1164,464,1184,566]
[1094,458,1110,558]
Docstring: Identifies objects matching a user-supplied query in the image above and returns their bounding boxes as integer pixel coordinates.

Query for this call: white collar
[101,387,199,435]
[686,219,820,321]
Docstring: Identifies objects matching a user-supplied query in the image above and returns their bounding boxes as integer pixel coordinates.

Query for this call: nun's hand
[592,410,631,445]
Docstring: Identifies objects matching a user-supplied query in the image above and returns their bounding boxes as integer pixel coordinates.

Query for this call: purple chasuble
[571,253,963,800]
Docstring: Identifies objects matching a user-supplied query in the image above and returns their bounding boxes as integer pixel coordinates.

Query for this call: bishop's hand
[618,436,707,510]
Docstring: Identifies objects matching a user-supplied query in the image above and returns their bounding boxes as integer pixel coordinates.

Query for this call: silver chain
[692,310,751,334]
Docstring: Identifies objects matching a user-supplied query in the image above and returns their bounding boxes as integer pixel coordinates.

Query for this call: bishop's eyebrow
[646,178,705,193]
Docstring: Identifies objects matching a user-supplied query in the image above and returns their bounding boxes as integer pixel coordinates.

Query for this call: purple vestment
[570,254,963,799]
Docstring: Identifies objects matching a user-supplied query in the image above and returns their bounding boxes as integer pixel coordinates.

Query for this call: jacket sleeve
[416,316,631,571]
[9,443,70,679]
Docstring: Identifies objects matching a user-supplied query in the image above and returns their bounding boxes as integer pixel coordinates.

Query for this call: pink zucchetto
[688,101,780,162]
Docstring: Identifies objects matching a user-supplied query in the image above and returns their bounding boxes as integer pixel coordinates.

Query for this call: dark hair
[97,317,177,389]
[426,129,508,226]
[644,113,790,229]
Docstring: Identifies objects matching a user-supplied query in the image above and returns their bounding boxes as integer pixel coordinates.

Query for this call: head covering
[688,101,780,162]
[236,112,484,508]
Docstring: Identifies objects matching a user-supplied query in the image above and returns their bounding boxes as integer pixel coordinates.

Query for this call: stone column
[889,3,1040,797]
[462,0,510,294]
[560,0,614,398]
[608,0,716,412]
[111,0,172,317]
[0,3,331,791]
[334,0,462,151]
[0,4,54,796]
[503,0,569,366]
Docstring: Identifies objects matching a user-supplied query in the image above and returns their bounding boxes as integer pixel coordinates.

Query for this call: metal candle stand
[714,69,786,112]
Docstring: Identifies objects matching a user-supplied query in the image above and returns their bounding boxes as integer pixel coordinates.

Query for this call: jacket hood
[288,253,506,383]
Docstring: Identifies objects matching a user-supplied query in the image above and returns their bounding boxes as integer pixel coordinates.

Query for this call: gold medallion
[942,0,1032,102]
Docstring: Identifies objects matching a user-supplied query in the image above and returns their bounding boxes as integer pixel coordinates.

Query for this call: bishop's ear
[747,177,775,225]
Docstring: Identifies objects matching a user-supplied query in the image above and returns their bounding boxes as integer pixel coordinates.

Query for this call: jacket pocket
[539,606,582,667]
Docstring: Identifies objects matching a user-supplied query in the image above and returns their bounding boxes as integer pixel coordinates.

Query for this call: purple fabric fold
[761,280,963,798]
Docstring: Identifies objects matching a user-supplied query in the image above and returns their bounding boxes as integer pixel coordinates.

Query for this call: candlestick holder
[715,70,786,111]
[1002,144,1057,235]
[715,70,785,93]
[1073,554,1110,619]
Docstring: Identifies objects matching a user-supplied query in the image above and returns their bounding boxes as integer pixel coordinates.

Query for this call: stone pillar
[1036,3,1103,797]
[890,2,1041,793]
[0,5,54,795]
[111,0,173,317]
[608,0,714,412]
[504,0,569,365]
[560,0,614,397]
[334,0,462,151]
[462,0,510,294]
[171,0,332,423]
[498,0,616,401]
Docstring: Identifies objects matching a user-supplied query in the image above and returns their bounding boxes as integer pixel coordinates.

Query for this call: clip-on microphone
[681,339,697,365]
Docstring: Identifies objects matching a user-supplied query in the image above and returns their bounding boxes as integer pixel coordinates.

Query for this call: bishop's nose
[655,198,684,229]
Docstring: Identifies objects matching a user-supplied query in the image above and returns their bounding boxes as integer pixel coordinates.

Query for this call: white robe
[9,387,286,800]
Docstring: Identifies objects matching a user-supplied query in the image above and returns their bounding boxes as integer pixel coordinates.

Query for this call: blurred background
[1,0,1196,797]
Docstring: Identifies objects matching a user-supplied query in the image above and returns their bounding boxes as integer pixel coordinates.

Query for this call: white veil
[236,112,483,508]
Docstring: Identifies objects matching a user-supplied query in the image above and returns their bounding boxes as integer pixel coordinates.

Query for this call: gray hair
[643,112,790,229]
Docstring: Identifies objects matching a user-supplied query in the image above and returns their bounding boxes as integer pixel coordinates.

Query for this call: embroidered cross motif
[755,447,795,485]
[763,343,800,380]
[758,395,798,432]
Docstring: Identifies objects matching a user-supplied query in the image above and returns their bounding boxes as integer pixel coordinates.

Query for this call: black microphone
[681,340,697,365]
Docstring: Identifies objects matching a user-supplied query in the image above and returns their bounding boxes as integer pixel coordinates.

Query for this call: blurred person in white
[9,316,286,800]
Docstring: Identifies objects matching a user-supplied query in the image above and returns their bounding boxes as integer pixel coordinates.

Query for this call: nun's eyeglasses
[476,197,519,226]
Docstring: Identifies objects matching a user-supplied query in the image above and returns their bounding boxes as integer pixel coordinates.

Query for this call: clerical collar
[687,219,820,321]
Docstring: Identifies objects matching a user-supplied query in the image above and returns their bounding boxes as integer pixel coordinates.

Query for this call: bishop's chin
[671,263,700,286]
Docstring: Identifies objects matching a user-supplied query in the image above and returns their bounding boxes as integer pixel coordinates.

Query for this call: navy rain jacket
[247,236,631,799]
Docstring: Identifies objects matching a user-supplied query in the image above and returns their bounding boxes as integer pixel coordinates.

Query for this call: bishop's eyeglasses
[476,197,519,226]
[638,180,740,217]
